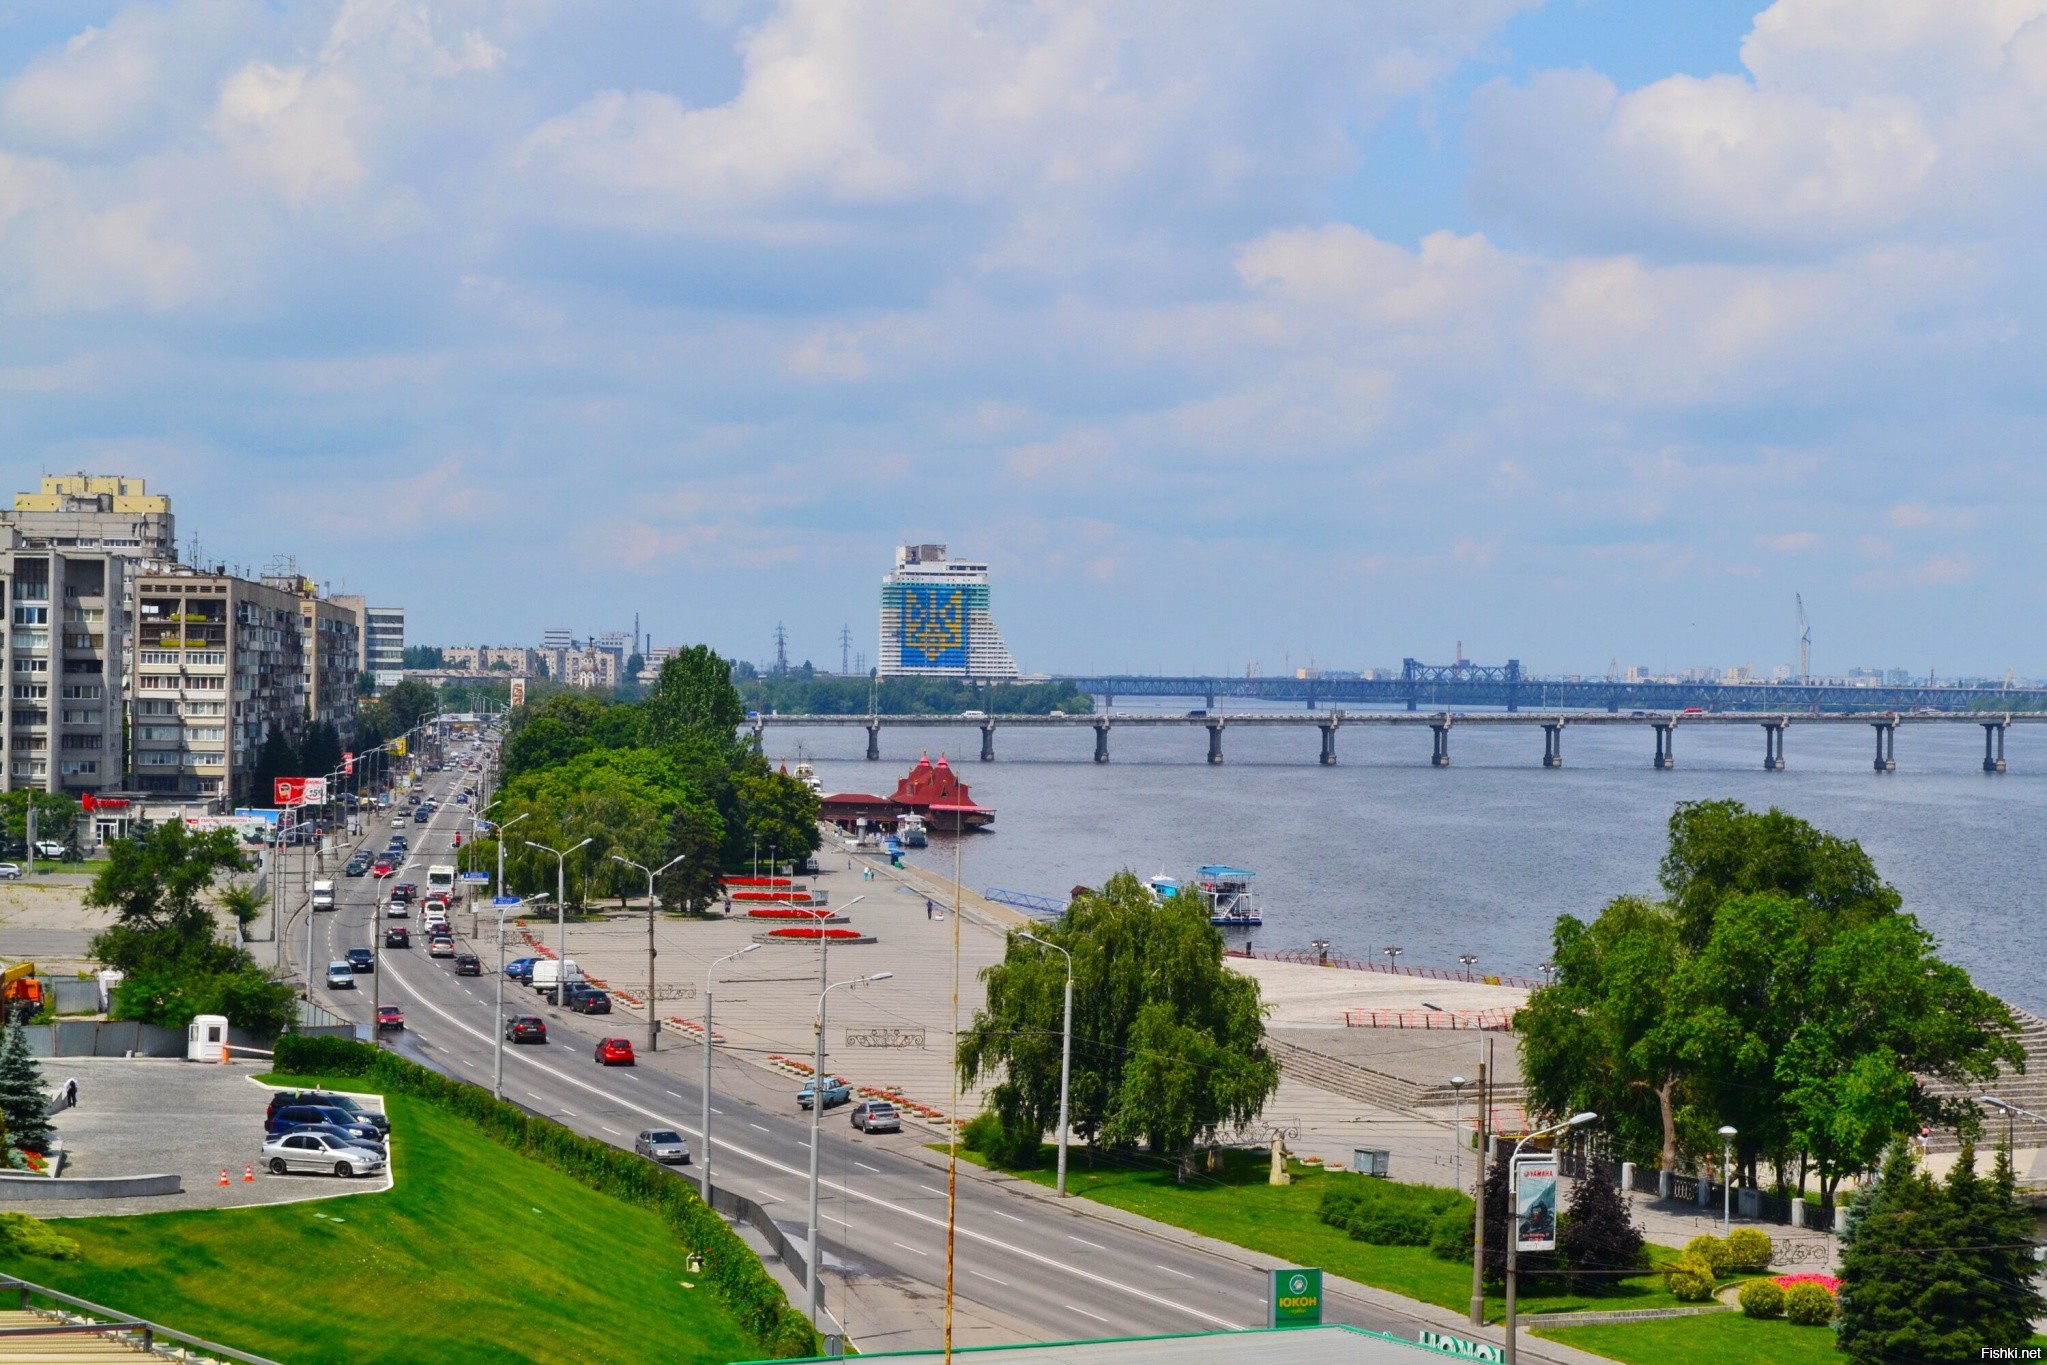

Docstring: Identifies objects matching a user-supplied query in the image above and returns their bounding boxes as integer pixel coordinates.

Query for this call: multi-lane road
[284,734,1546,1357]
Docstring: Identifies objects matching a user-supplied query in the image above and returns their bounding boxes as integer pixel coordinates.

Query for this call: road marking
[601,1125,622,1135]
[526,1091,544,1101]
[891,1241,928,1257]
[1068,1235,1106,1250]
[855,1161,880,1173]
[1155,1264,1196,1279]
[1065,1304,1109,1324]
[919,1184,945,1196]
[560,1108,575,1116]
[666,1091,683,1099]
[821,1212,853,1228]
[970,1270,1010,1286]
[750,1123,771,1133]
[380,961,1245,1331]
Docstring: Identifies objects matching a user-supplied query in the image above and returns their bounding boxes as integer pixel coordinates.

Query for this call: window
[186,651,225,666]
[15,632,47,651]
[12,709,46,726]
[61,659,102,675]
[10,759,45,777]
[137,674,175,690]
[137,725,179,741]
[11,684,46,701]
[63,633,94,650]
[135,699,173,716]
[61,684,102,700]
[187,727,224,742]
[138,650,180,666]
[188,675,223,690]
[11,606,46,625]
[12,659,46,674]
[135,752,180,767]
[60,735,101,750]
[61,709,102,725]
[58,759,97,775]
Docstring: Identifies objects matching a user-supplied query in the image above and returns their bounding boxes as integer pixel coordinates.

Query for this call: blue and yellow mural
[900,584,968,668]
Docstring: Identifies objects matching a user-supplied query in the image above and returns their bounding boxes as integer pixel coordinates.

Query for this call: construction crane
[1796,594,1812,681]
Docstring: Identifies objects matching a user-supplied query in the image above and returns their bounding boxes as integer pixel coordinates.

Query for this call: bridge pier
[1541,722,1563,768]
[1982,721,2007,773]
[865,722,880,761]
[1429,720,1451,767]
[1204,691,1214,711]
[1318,723,1337,766]
[1205,721,1225,764]
[1871,721,1896,773]
[1093,720,1110,763]
[980,721,996,763]
[1652,722,1675,770]
[1762,721,1786,771]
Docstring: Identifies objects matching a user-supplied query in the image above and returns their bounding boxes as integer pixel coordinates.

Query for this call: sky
[4,0,2046,679]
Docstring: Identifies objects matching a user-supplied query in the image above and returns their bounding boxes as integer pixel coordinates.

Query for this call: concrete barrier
[0,1172,181,1200]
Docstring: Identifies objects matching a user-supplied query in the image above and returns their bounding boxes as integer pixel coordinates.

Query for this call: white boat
[1196,866,1262,926]
[898,813,928,848]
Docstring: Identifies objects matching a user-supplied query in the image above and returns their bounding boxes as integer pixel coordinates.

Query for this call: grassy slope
[950,1147,1683,1319]
[0,1081,754,1365]
[1538,1314,1842,1365]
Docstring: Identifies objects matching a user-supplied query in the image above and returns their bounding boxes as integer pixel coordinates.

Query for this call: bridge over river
[749,709,2037,771]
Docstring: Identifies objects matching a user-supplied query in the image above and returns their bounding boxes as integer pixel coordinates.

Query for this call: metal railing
[1,1276,280,1363]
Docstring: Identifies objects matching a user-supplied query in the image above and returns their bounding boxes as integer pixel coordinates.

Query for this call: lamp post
[612,853,684,1051]
[1459,953,1479,975]
[525,836,591,1005]
[493,811,529,902]
[1019,930,1074,1196]
[1718,1125,1737,1236]
[701,944,761,1216]
[1449,1075,1468,1196]
[493,893,548,1099]
[808,970,893,1330]
[1978,1095,2041,1153]
[1383,945,1403,972]
[1505,1110,1597,1365]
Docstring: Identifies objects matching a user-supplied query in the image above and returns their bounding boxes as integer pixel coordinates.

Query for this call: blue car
[267,1104,382,1148]
[797,1077,853,1111]
[505,957,537,983]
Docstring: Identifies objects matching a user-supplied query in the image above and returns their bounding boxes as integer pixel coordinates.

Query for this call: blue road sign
[460,872,491,883]
[492,896,521,907]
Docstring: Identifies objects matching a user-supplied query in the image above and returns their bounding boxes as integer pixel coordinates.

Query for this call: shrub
[960,1109,1044,1169]
[0,1211,79,1260]
[1665,1251,1719,1302]
[1783,1280,1837,1325]
[1722,1226,1772,1272]
[1557,1170,1646,1273]
[1737,1278,1785,1318]
[1683,1233,1731,1275]
[1316,1177,1466,1249]
[1428,1202,1473,1262]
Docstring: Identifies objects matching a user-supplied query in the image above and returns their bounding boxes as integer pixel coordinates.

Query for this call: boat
[792,760,825,795]
[898,813,928,848]
[1195,866,1262,927]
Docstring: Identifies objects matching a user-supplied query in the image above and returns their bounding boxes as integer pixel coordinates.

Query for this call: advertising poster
[1513,1155,1559,1252]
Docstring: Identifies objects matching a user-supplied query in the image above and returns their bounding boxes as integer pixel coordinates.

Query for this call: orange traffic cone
[243,1164,255,1183]
[218,1168,229,1187]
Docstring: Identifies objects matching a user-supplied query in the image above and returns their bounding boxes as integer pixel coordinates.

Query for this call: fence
[1228,946,1539,990]
[1343,1008,1515,1031]
[0,1275,279,1364]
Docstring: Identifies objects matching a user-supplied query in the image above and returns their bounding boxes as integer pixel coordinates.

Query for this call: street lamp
[701,944,762,1216]
[493,811,530,902]
[1505,1111,1596,1365]
[612,853,684,1051]
[525,836,592,1005]
[1383,945,1403,971]
[1449,1075,1468,1196]
[1978,1095,2041,1153]
[1019,930,1075,1196]
[1459,954,1479,975]
[492,893,548,1099]
[1718,1125,1738,1235]
[808,970,893,1330]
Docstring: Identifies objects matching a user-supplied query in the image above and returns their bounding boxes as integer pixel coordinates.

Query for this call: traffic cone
[243,1163,255,1183]
[218,1168,229,1187]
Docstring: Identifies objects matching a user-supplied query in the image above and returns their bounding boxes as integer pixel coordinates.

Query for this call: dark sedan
[504,1016,547,1044]
[385,926,410,948]
[345,948,374,973]
[454,952,481,976]
[567,986,611,1015]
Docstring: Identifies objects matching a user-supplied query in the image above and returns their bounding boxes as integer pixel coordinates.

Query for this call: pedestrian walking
[63,1077,77,1108]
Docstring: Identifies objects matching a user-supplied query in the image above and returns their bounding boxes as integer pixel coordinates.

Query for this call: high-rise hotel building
[877,544,1018,679]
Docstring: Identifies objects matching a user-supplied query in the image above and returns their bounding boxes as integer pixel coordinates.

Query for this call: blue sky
[3,0,2043,679]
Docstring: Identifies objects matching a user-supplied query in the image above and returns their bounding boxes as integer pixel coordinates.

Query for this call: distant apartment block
[637,646,680,686]
[365,606,405,689]
[592,630,633,659]
[0,539,126,795]
[559,646,618,691]
[443,646,539,675]
[541,627,572,650]
[5,474,176,560]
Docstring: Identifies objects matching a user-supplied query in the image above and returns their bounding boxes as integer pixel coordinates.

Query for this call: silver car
[261,1130,386,1178]
[0,863,19,880]
[325,961,357,989]
[850,1099,901,1134]
[633,1129,691,1164]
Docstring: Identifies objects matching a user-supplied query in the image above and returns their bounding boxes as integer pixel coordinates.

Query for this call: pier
[747,709,2042,771]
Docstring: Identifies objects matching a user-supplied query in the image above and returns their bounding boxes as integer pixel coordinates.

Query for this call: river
[785,704,2046,1017]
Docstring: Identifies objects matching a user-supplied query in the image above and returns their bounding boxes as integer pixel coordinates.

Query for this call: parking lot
[1,1057,393,1216]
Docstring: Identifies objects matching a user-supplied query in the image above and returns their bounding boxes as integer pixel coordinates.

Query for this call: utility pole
[773,622,789,677]
[839,625,853,676]
[1469,1039,1489,1327]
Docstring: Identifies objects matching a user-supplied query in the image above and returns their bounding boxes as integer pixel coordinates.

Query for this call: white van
[311,880,336,911]
[530,958,585,996]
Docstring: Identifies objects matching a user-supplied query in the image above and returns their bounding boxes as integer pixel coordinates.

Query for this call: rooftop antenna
[1796,594,1812,681]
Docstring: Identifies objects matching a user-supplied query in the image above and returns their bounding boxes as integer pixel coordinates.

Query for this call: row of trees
[1519,801,2018,1201]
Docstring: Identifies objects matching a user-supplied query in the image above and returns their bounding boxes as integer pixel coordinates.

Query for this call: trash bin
[187,1014,229,1063]
[1351,1148,1391,1177]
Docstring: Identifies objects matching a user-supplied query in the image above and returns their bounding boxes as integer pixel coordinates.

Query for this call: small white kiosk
[187,1014,230,1063]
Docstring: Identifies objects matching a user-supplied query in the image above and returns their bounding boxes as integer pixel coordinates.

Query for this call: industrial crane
[1796,594,1812,681]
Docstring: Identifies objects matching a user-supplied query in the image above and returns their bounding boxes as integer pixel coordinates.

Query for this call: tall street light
[525,836,592,1005]
[1449,1075,1468,1197]
[701,943,762,1215]
[492,811,530,902]
[1978,1095,2041,1153]
[808,970,893,1330]
[1505,1110,1596,1365]
[612,853,684,1051]
[1018,930,1075,1196]
[1718,1124,1738,1236]
[492,893,549,1099]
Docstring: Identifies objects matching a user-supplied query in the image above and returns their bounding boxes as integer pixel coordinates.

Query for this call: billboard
[273,778,327,806]
[899,583,967,669]
[509,678,526,709]
[1266,1267,1322,1329]
[1513,1154,1559,1252]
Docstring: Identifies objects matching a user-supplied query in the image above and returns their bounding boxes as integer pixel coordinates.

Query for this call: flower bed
[1771,1273,1843,1294]
[764,927,868,941]
[744,907,845,922]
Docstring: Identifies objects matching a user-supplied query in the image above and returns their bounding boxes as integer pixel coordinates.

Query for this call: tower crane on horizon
[1796,594,1812,682]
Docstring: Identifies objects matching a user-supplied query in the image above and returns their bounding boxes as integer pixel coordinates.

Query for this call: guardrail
[0,1275,280,1363]
[1343,1008,1515,1031]
[1230,947,1539,990]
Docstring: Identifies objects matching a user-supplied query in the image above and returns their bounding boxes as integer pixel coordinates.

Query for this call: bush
[960,1110,1045,1169]
[1683,1233,1731,1275]
[271,1035,814,1358]
[1317,1177,1467,1249]
[1557,1169,1646,1273]
[1428,1202,1473,1262]
[1783,1280,1837,1325]
[1737,1278,1785,1318]
[0,1211,79,1260]
[1665,1251,1719,1302]
[1722,1226,1773,1272]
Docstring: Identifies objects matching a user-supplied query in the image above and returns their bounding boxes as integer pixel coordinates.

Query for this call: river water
[786,704,2047,1017]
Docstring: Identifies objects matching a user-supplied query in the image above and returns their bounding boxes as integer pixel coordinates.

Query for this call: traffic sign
[460,872,491,883]
[1267,1267,1321,1328]
[492,896,521,907]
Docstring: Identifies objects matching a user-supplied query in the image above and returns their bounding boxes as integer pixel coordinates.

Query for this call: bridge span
[749,709,2034,772]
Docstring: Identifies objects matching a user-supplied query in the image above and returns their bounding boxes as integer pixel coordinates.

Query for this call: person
[63,1077,78,1108]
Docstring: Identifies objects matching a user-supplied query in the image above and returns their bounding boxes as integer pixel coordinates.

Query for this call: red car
[372,861,395,878]
[377,1005,405,1031]
[594,1038,635,1067]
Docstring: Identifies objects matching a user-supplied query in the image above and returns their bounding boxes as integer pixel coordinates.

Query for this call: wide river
[786,704,2046,1017]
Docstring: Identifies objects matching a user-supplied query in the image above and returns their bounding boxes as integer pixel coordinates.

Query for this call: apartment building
[365,606,405,689]
[130,566,306,801]
[0,540,126,794]
[560,647,618,691]
[443,646,538,674]
[6,474,175,560]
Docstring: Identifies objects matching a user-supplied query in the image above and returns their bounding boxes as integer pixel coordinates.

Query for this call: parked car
[429,937,455,958]
[326,961,357,990]
[505,957,537,983]
[265,1091,390,1135]
[384,926,411,949]
[797,1077,852,1110]
[377,1005,405,1031]
[276,1120,385,1156]
[266,1104,381,1146]
[594,1037,635,1066]
[260,1131,385,1178]
[454,953,481,976]
[634,1129,691,1164]
[850,1099,901,1133]
[0,863,19,881]
[345,948,374,973]
[566,986,611,1014]
[32,839,66,859]
[504,1015,547,1043]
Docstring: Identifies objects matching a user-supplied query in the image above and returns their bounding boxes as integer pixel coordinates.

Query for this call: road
[284,732,1544,1356]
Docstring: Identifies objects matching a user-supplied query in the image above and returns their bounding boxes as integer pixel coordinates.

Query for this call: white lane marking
[380,961,1243,1330]
[1069,1235,1105,1250]
[821,1212,853,1228]
[918,1184,945,1196]
[989,1209,1025,1223]
[891,1241,928,1257]
[855,1161,880,1173]
[560,1108,575,1116]
[970,1270,1010,1286]
[526,1091,544,1101]
[1065,1304,1109,1325]
[666,1091,683,1099]
[601,1125,622,1136]
[749,1123,771,1133]
[1156,1264,1196,1279]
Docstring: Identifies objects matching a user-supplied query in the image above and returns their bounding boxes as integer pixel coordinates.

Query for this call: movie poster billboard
[1513,1155,1559,1252]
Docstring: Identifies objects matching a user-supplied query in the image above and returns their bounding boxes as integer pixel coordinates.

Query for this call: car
[266,1103,382,1146]
[391,883,416,903]
[0,863,19,881]
[505,957,537,983]
[260,1130,385,1178]
[344,860,369,878]
[372,861,395,879]
[455,793,469,804]
[345,948,374,973]
[384,926,411,949]
[428,937,455,958]
[265,1091,390,1135]
[634,1129,691,1164]
[414,809,431,824]
[388,835,409,852]
[326,961,357,990]
[797,1077,852,1110]
[454,953,481,976]
[594,1037,635,1066]
[851,1099,901,1133]
[377,1005,405,1031]
[385,899,408,918]
[276,1120,385,1156]
[504,1015,547,1043]
[566,986,611,1015]
[391,816,405,828]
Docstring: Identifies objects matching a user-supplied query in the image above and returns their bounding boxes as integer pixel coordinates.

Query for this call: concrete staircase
[1267,1036,1527,1114]
[1922,1005,2047,1156]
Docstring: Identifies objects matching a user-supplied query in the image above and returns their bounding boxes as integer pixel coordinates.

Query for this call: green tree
[248,728,300,805]
[0,1018,49,1152]
[300,720,344,778]
[642,646,745,750]
[86,822,249,960]
[0,792,79,854]
[1659,798,1900,949]
[380,678,440,734]
[958,872,1279,1177]
[402,645,444,669]
[217,882,266,942]
[734,762,822,865]
[658,799,726,913]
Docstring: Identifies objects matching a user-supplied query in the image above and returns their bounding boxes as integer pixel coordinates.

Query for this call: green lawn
[1538,1313,1841,1365]
[948,1146,1683,1321]
[0,1080,756,1364]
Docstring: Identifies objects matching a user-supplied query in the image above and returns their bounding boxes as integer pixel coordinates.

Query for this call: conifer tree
[0,1018,50,1152]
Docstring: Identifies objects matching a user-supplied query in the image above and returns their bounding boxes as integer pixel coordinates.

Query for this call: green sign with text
[1268,1267,1323,1328]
